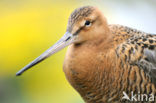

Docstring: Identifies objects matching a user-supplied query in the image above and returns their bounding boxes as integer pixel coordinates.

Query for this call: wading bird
[16,6,156,103]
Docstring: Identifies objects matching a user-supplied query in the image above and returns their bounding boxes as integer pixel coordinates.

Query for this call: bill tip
[16,72,22,76]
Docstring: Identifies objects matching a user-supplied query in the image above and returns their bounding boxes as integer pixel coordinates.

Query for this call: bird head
[16,6,109,76]
[67,6,109,44]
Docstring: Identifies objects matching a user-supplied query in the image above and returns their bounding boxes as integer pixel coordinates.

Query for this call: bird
[16,6,156,103]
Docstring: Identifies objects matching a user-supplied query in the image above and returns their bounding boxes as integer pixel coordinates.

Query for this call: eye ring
[85,20,92,27]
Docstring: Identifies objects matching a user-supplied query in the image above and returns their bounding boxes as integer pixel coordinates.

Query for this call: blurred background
[0,0,156,103]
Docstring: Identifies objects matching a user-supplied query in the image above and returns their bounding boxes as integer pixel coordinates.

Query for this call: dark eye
[85,20,91,27]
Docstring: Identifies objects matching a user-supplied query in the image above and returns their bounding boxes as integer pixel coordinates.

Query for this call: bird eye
[85,20,91,27]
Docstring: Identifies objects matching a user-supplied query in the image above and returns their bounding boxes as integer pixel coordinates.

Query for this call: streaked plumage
[63,24,156,103]
[64,8,156,103]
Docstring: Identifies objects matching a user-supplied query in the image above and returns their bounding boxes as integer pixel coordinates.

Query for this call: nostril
[65,37,71,41]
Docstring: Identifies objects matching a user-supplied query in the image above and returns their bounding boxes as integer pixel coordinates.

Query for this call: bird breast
[63,43,118,102]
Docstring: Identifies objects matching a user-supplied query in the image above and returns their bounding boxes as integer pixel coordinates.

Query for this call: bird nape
[16,6,156,103]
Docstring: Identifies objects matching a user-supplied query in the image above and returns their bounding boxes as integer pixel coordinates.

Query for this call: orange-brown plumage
[17,6,156,103]
[63,7,156,103]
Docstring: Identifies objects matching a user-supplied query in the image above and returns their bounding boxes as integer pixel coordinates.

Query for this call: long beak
[16,32,73,76]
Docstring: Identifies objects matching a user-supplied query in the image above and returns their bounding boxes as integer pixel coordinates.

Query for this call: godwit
[16,6,156,103]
